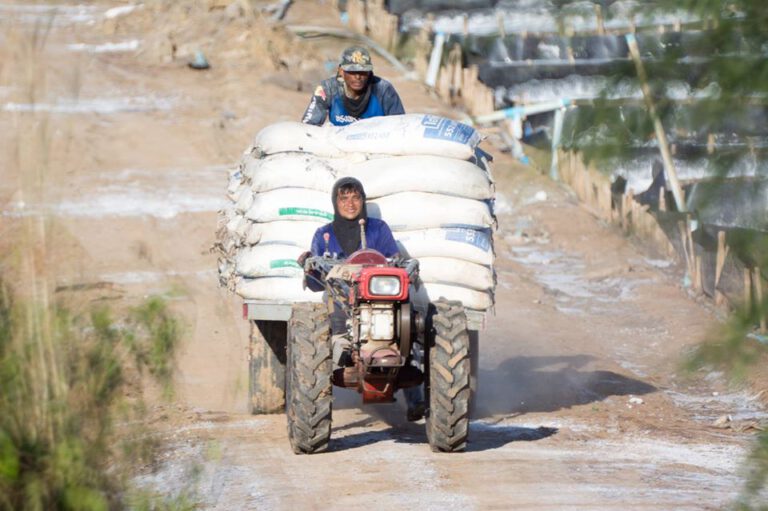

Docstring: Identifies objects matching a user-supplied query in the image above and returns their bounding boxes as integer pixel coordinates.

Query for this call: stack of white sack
[215,114,496,312]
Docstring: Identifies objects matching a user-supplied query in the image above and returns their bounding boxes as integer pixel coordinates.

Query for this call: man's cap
[339,46,373,72]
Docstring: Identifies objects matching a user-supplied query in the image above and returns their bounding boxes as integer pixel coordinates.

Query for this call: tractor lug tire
[286,303,332,454]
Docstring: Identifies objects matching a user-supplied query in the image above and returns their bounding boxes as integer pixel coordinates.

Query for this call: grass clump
[0,279,182,510]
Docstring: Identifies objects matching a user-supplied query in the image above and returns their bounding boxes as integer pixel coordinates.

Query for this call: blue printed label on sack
[345,131,391,141]
[421,115,476,145]
[444,228,492,251]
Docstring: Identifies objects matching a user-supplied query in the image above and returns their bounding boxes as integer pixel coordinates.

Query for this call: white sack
[394,228,494,266]
[234,186,254,213]
[221,205,238,223]
[332,114,481,160]
[417,257,494,291]
[218,257,234,283]
[251,122,341,158]
[421,282,494,311]
[245,153,342,193]
[369,192,493,231]
[244,220,323,246]
[347,155,493,199]
[224,214,250,239]
[244,188,333,223]
[228,182,247,203]
[224,212,243,234]
[227,172,243,197]
[236,276,322,303]
[235,244,305,278]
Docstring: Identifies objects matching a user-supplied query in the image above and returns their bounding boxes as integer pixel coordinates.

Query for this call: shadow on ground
[474,354,657,418]
[330,421,556,453]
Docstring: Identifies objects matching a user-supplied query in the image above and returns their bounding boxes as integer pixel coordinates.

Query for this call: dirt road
[1,2,765,509]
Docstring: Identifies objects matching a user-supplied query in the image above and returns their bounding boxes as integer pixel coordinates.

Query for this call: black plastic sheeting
[439,29,762,105]
[397,0,697,36]
[386,0,495,16]
[687,179,768,233]
[620,166,768,231]
[472,31,740,65]
[559,104,768,150]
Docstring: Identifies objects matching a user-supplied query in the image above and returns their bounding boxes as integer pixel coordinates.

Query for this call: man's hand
[297,251,312,270]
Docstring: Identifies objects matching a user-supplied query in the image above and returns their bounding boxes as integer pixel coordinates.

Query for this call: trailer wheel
[426,299,471,453]
[286,303,332,454]
[248,320,287,414]
[469,330,479,419]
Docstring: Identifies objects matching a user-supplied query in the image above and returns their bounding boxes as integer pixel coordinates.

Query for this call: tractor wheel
[248,320,287,414]
[426,299,471,453]
[286,302,332,454]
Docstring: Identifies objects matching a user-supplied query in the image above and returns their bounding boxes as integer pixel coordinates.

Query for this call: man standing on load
[302,46,405,126]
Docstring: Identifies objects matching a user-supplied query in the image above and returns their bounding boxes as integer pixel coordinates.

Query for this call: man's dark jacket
[302,75,404,126]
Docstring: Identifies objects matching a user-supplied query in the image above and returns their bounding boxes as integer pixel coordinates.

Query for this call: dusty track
[1,2,765,509]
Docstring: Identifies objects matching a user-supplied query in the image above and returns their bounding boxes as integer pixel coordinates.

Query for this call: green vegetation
[0,279,182,510]
[574,1,768,507]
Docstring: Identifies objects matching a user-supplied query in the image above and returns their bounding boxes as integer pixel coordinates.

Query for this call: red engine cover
[358,267,409,301]
[347,249,387,265]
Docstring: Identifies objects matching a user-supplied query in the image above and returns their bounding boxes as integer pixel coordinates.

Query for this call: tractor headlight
[368,276,401,297]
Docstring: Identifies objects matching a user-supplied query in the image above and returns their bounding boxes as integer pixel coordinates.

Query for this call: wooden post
[686,216,696,278]
[715,231,729,306]
[626,191,634,230]
[678,220,694,283]
[744,268,752,308]
[754,268,766,333]
[583,160,591,203]
[695,255,702,292]
[659,186,667,212]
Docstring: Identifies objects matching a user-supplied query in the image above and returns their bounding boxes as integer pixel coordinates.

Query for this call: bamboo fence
[559,149,767,330]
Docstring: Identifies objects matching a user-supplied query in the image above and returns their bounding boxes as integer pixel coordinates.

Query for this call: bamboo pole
[594,4,605,35]
[626,34,686,213]
[497,10,506,38]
